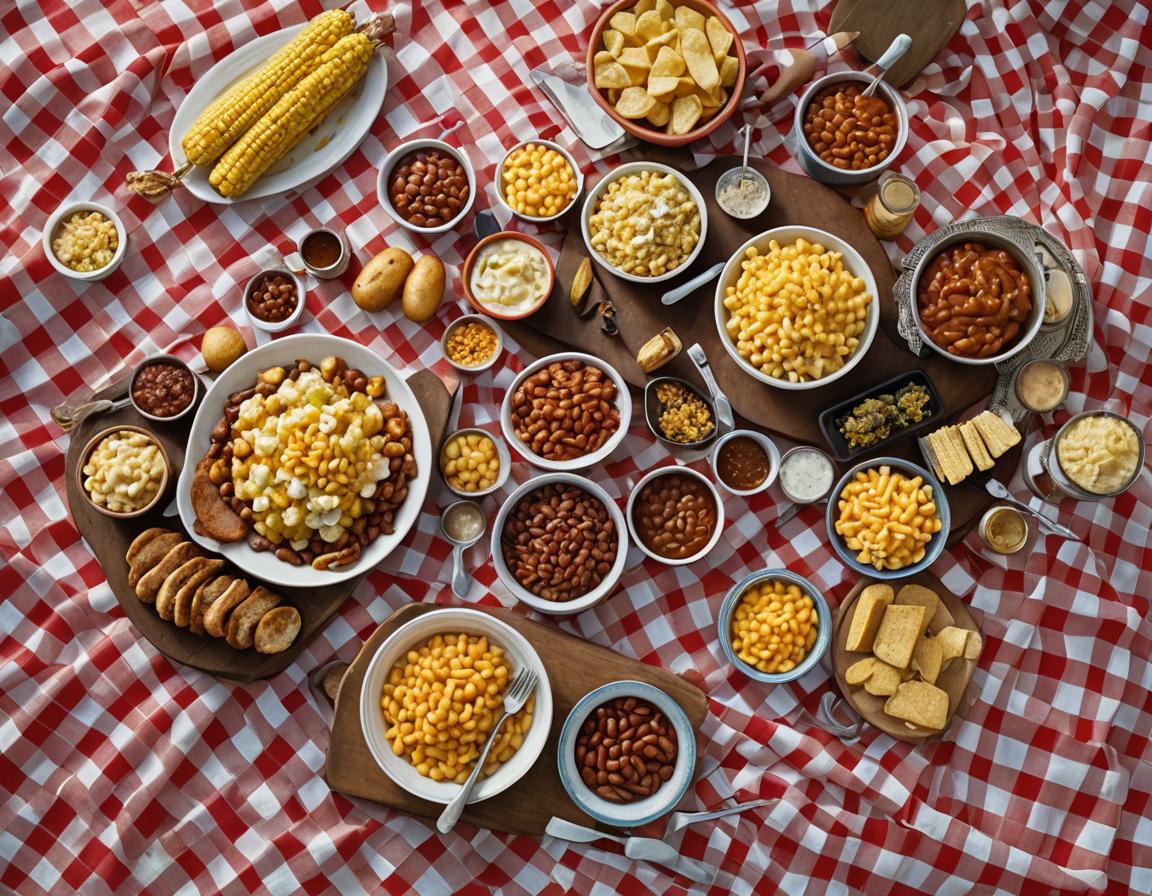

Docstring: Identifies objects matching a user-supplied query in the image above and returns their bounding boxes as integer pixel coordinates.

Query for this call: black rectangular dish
[818,370,944,462]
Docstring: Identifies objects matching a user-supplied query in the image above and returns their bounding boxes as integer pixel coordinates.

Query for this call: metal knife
[529,68,626,150]
[661,261,725,306]
[687,343,734,432]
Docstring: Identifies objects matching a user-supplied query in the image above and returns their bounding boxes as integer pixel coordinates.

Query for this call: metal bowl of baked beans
[376,138,476,236]
[130,354,201,423]
[910,229,1046,366]
[499,352,632,472]
[491,472,629,615]
[792,72,908,187]
[626,465,724,566]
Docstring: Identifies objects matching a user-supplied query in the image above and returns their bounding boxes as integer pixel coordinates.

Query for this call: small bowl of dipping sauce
[463,232,555,320]
[1014,360,1070,414]
[778,446,836,505]
[715,167,771,220]
[710,430,780,496]
[978,506,1029,554]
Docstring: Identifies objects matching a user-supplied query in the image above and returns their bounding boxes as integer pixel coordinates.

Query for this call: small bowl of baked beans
[43,200,128,282]
[130,354,200,423]
[243,268,305,334]
[77,425,171,519]
[793,72,908,186]
[441,315,504,374]
[626,466,724,566]
[910,230,1046,365]
[495,138,583,223]
[499,352,632,472]
[491,472,628,615]
[557,679,695,827]
[377,138,476,235]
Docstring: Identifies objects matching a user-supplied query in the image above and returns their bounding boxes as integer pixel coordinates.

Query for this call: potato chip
[594,61,631,89]
[616,85,658,119]
[644,30,678,55]
[646,75,680,98]
[635,9,663,41]
[647,99,671,126]
[607,87,622,104]
[594,50,615,68]
[680,28,719,91]
[651,45,685,78]
[603,28,625,57]
[618,47,652,72]
[656,0,675,20]
[719,55,739,88]
[706,16,733,59]
[609,11,637,37]
[674,5,706,31]
[669,93,702,134]
[672,75,698,97]
[634,0,656,13]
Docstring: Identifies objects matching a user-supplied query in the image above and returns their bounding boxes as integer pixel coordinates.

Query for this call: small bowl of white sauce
[715,167,771,220]
[463,232,555,320]
[778,446,836,505]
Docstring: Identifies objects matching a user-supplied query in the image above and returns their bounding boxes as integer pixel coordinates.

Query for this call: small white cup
[285,227,350,279]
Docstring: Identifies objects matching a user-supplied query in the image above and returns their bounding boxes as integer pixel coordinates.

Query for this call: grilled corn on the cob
[208,33,374,198]
[181,9,355,168]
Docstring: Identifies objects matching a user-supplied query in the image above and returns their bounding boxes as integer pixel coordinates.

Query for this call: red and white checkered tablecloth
[2,0,1150,892]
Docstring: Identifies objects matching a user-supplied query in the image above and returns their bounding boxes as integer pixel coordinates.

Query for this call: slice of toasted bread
[190,456,248,543]
[912,635,943,685]
[190,576,232,636]
[226,587,282,650]
[873,604,929,670]
[884,681,949,731]
[136,542,202,603]
[203,579,251,638]
[172,559,225,628]
[896,583,954,632]
[127,531,184,588]
[155,556,214,622]
[254,606,301,654]
[126,528,172,565]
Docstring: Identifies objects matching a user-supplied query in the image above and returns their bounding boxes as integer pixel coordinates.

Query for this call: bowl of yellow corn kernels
[495,138,584,223]
[359,607,553,803]
[43,200,128,282]
[718,569,831,684]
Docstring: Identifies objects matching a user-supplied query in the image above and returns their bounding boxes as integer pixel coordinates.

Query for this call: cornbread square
[846,584,895,653]
[873,604,929,670]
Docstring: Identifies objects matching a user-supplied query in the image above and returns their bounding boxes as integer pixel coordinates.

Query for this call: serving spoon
[861,33,912,98]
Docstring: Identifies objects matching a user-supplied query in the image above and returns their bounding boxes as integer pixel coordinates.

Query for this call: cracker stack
[921,411,1021,485]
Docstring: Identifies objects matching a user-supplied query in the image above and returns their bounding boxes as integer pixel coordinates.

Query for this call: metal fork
[437,666,539,834]
[665,798,776,834]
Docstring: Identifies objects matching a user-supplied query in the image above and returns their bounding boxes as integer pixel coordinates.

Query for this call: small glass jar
[864,172,920,239]
[978,506,1028,554]
[1014,360,1070,414]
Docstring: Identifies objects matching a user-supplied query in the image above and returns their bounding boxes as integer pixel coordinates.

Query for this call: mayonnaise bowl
[463,232,555,320]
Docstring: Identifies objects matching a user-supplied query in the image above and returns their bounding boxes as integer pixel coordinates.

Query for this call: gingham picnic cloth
[1,0,1150,892]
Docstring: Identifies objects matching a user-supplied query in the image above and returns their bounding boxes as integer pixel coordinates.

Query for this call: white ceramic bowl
[557,680,695,827]
[491,472,629,615]
[792,72,909,187]
[714,225,879,391]
[42,201,128,282]
[441,314,505,374]
[495,138,584,223]
[128,353,201,424]
[242,267,306,335]
[175,333,432,588]
[500,352,632,472]
[626,465,725,567]
[580,161,708,284]
[377,138,476,236]
[709,429,781,497]
[359,608,553,804]
[439,427,512,499]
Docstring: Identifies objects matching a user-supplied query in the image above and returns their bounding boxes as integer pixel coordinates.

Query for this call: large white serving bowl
[713,225,880,391]
[580,161,708,284]
[175,333,432,588]
[500,352,632,472]
[359,608,553,804]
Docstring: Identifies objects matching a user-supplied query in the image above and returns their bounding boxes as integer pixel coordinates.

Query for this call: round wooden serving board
[831,571,982,743]
[65,368,452,683]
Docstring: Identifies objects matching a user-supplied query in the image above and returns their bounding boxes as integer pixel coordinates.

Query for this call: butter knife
[545,818,719,886]
[687,343,734,432]
[529,68,626,150]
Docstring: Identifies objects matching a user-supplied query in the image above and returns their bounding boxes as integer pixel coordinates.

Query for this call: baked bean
[802,83,898,171]
[574,696,677,803]
[246,272,298,323]
[631,472,718,560]
[500,483,617,601]
[132,360,195,418]
[388,149,469,228]
[509,360,620,461]
[917,242,1032,358]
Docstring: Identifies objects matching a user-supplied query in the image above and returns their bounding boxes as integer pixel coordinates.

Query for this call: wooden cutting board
[324,603,708,835]
[64,369,452,683]
[829,0,968,88]
[830,571,982,743]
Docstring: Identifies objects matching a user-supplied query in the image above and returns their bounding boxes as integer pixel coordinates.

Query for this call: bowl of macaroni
[463,232,555,320]
[1051,411,1144,499]
[78,425,170,518]
[581,162,707,283]
[714,226,879,390]
[43,200,128,282]
[359,608,552,804]
[826,458,950,580]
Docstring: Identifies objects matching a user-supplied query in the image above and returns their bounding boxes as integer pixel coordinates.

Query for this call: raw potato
[353,247,413,312]
[201,327,247,373]
[402,255,445,323]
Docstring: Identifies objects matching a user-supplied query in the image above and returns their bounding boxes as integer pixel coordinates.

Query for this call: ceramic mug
[285,226,350,279]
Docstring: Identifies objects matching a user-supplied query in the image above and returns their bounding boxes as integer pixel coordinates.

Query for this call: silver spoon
[51,396,133,432]
[737,123,752,185]
[440,501,487,598]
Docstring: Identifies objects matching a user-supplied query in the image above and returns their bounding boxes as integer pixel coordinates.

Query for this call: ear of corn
[181,9,355,168]
[208,33,374,198]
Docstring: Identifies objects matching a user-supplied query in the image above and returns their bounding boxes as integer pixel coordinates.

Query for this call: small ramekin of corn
[496,138,583,222]
[439,428,510,498]
[43,201,127,281]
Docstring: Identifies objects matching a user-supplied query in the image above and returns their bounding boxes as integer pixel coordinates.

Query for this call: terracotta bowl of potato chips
[587,0,746,147]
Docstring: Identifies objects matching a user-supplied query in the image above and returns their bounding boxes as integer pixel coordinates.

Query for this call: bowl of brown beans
[377,138,476,235]
[793,72,908,186]
[558,680,695,826]
[130,354,200,423]
[491,473,628,615]
[626,466,724,566]
[910,229,1046,365]
[499,352,632,472]
[243,267,305,334]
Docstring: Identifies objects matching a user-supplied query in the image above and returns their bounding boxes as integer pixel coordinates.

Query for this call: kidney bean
[573,696,678,804]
